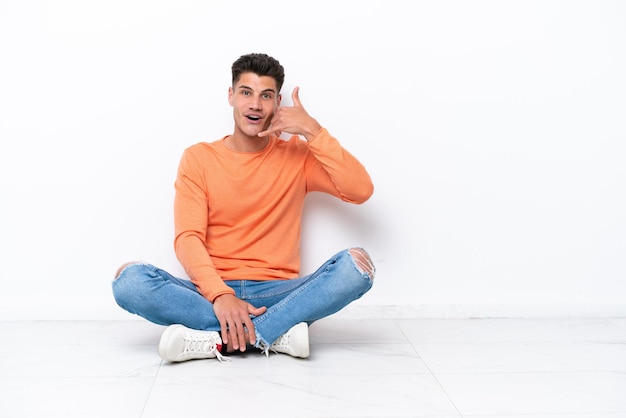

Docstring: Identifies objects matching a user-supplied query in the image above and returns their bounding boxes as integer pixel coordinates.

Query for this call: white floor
[1,318,626,418]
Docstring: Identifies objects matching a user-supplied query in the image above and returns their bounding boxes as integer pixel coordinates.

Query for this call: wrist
[303,122,322,141]
[211,291,236,304]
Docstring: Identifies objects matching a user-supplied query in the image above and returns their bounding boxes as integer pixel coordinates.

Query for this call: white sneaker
[158,324,230,363]
[269,322,309,358]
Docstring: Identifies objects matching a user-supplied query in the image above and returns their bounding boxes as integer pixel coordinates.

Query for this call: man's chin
[246,129,263,139]
[251,127,272,139]
[237,121,268,138]
[238,126,260,138]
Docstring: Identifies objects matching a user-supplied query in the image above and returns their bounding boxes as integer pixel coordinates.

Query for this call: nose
[250,94,262,110]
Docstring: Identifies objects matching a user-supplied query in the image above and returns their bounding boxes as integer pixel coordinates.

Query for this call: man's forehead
[236,73,278,92]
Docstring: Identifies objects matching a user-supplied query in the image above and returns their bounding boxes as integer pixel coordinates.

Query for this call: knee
[114,261,140,279]
[112,262,146,300]
[111,262,148,310]
[348,247,376,280]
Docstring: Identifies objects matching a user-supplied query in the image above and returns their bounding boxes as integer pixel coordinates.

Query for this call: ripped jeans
[112,248,375,348]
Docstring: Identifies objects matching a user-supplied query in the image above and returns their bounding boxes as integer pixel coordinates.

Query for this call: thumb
[291,86,302,107]
[248,304,267,316]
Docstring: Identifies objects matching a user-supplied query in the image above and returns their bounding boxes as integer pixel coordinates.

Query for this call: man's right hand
[212,293,267,352]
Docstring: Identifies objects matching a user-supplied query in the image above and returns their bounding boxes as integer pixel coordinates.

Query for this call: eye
[262,93,273,100]
[242,90,251,96]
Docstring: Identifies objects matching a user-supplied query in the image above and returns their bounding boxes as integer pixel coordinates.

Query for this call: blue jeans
[112,248,374,347]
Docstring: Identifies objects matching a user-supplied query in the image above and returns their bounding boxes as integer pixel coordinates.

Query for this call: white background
[1,0,625,320]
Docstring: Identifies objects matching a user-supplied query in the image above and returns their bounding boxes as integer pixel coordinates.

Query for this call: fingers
[291,86,301,107]
[249,305,267,317]
[233,320,249,351]
[257,87,306,138]
[213,294,252,350]
[219,316,249,351]
[242,316,256,347]
[227,311,261,349]
[218,317,230,345]
[244,305,266,345]
[246,305,266,344]
[214,295,267,351]
[257,126,280,137]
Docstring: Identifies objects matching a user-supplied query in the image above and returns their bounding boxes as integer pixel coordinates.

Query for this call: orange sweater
[173,128,373,302]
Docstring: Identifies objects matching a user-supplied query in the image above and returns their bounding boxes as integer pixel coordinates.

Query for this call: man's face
[229,72,281,138]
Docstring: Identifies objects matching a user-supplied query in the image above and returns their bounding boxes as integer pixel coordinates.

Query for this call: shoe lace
[183,335,230,362]
[270,332,290,353]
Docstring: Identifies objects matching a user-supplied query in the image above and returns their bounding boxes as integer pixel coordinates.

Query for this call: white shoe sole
[285,322,310,358]
[158,324,186,362]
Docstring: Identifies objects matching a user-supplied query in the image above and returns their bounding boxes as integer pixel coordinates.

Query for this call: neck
[226,134,269,152]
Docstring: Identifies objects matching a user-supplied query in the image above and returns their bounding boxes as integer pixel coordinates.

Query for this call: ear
[228,86,234,106]
[276,93,282,107]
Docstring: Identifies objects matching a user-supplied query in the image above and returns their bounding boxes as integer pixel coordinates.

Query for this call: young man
[112,53,375,362]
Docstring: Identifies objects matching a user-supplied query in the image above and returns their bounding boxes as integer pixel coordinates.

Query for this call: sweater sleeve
[305,128,374,203]
[173,148,235,302]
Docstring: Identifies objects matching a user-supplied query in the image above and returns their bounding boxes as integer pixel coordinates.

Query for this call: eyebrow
[238,84,276,95]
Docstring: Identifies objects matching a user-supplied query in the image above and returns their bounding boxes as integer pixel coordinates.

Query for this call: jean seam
[252,258,340,346]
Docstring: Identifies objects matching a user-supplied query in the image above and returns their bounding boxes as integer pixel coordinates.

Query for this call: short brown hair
[231,53,285,92]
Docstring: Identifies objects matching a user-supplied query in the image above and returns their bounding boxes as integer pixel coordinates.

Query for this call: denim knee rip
[348,247,376,280]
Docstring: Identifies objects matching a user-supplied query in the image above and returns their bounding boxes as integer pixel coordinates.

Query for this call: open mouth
[246,115,261,122]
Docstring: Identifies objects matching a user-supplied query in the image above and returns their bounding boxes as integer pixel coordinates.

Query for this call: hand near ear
[258,87,322,141]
